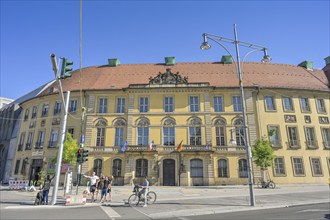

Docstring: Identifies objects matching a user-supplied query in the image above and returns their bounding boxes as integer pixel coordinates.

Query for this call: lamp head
[200,34,211,50]
[229,138,237,145]
[261,49,272,63]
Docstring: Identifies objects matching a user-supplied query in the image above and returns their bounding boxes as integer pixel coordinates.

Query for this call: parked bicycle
[128,184,157,206]
[257,178,276,189]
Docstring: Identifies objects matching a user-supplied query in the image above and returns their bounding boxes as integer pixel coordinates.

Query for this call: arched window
[238,159,248,178]
[114,118,126,146]
[189,118,202,146]
[136,159,148,177]
[95,118,107,147]
[234,118,245,146]
[163,118,175,146]
[137,118,149,145]
[218,159,228,177]
[190,159,203,177]
[93,159,103,176]
[214,118,226,146]
[112,159,122,177]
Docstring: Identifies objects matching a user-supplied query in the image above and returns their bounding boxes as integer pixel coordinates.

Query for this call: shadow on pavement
[0,201,34,206]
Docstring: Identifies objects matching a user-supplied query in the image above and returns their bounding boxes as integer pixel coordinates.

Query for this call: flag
[121,141,127,153]
[205,141,211,150]
[148,140,154,152]
[177,140,183,152]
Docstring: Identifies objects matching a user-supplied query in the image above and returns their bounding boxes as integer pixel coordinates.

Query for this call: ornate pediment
[149,68,188,85]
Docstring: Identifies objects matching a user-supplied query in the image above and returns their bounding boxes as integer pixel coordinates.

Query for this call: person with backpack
[42,174,54,205]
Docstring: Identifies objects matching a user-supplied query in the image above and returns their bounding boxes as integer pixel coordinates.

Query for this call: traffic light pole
[50,54,71,205]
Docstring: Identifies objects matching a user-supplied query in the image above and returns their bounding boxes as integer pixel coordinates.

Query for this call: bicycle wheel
[128,194,139,206]
[268,181,276,189]
[257,181,263,189]
[146,191,157,205]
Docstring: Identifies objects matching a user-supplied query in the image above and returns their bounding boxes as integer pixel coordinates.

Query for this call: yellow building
[12,57,330,186]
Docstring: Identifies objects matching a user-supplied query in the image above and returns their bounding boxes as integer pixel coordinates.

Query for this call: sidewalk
[1,184,329,218]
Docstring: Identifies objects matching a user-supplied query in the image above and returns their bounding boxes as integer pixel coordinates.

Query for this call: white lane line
[100,204,121,219]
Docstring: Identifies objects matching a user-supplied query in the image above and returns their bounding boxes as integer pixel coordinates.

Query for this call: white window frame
[98,97,108,113]
[273,157,286,176]
[164,96,174,113]
[265,96,276,111]
[189,96,200,112]
[232,95,242,112]
[213,96,224,112]
[282,97,294,112]
[291,157,305,176]
[299,97,310,112]
[310,157,323,176]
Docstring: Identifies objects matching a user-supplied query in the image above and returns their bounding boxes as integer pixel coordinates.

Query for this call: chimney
[108,58,120,67]
[324,56,330,66]
[165,57,175,66]
[298,60,313,70]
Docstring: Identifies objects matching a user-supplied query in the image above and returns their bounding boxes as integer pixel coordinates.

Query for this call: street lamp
[200,24,271,207]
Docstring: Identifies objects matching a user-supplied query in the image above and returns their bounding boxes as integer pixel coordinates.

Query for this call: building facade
[11,57,330,186]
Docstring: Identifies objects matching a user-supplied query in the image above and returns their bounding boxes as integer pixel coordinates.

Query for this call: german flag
[177,140,183,152]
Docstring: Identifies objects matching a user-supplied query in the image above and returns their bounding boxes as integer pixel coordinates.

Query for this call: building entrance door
[163,159,175,186]
[29,159,43,185]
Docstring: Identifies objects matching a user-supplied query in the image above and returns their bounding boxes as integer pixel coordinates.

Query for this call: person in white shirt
[84,172,99,202]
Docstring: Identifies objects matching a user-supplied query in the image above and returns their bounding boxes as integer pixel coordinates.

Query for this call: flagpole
[178,153,181,186]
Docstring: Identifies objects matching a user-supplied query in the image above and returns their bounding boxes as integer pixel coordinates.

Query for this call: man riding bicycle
[139,177,149,207]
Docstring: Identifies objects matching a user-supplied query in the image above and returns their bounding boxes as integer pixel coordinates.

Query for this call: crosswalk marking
[100,205,121,218]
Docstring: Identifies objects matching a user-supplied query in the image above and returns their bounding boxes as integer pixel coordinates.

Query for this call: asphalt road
[2,202,329,220]
[185,203,330,220]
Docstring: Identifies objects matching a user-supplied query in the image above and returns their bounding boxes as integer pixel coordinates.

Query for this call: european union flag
[121,141,127,153]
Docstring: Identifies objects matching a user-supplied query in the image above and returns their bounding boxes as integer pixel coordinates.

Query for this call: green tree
[252,138,275,182]
[52,133,79,166]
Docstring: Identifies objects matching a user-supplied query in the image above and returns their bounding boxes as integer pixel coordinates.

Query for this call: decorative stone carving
[95,118,108,127]
[214,118,226,126]
[137,118,150,127]
[319,116,329,124]
[304,115,311,123]
[163,118,176,126]
[149,68,188,85]
[284,115,296,123]
[114,118,126,127]
[189,117,202,126]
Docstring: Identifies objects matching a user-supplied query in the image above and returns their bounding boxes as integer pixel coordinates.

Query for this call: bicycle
[257,178,276,189]
[128,184,157,206]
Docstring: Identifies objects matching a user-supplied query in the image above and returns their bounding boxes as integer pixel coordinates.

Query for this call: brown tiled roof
[39,62,329,96]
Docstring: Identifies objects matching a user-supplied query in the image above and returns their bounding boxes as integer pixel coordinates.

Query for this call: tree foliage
[52,133,79,166]
[252,138,275,169]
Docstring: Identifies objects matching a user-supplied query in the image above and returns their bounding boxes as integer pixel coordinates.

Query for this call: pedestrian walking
[83,172,99,202]
[100,176,110,203]
[95,174,104,202]
[107,175,113,202]
[42,174,55,205]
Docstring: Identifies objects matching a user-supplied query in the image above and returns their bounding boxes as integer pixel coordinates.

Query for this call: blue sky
[1,0,329,100]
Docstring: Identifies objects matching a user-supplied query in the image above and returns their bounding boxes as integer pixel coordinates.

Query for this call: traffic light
[60,57,73,79]
[76,149,83,163]
[82,149,89,162]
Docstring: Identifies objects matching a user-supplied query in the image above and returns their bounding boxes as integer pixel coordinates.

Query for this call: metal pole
[233,24,255,206]
[51,90,70,205]
[178,153,181,186]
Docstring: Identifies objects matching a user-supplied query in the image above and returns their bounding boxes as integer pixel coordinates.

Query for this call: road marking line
[100,205,121,218]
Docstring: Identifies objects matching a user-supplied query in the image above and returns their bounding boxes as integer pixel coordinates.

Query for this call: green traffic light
[82,149,89,162]
[60,57,73,79]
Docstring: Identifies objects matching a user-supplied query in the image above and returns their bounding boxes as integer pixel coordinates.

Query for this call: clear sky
[1,0,329,100]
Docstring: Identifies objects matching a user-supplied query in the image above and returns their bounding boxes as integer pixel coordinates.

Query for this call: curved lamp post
[200,24,271,207]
